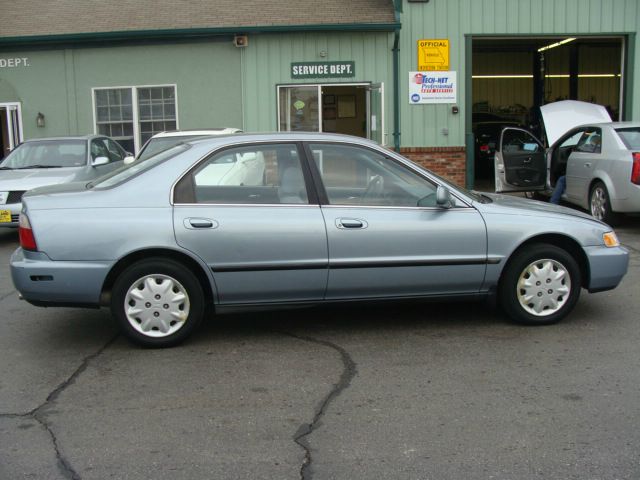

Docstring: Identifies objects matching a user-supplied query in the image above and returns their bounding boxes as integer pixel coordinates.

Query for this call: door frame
[0,102,24,154]
[276,82,385,144]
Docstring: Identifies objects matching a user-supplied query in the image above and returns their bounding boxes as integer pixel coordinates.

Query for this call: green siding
[400,0,640,147]
[241,32,395,140]
[1,42,242,141]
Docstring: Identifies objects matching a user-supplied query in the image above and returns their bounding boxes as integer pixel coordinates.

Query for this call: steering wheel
[361,175,384,204]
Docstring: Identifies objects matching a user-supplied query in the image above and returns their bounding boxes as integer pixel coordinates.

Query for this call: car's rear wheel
[111,258,204,347]
[499,244,581,325]
[589,181,617,225]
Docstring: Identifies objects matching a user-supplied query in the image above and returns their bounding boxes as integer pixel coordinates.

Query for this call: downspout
[393,0,402,152]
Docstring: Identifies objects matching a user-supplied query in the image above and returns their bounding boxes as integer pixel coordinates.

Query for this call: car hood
[540,100,611,146]
[475,192,602,223]
[0,168,81,192]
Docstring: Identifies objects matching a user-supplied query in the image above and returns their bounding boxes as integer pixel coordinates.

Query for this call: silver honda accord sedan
[10,133,629,347]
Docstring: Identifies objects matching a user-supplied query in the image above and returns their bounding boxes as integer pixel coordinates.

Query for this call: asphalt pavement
[0,216,639,480]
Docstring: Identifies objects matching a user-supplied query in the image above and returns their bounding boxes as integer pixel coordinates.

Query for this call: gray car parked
[10,133,629,347]
[0,135,131,227]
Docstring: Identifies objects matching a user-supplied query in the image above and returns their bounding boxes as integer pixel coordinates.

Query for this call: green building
[1,0,638,187]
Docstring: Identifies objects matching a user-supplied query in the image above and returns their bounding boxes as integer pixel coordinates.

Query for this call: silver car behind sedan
[0,135,131,227]
[10,133,629,347]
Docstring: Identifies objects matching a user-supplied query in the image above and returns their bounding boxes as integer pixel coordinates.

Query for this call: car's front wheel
[499,244,581,325]
[111,258,205,347]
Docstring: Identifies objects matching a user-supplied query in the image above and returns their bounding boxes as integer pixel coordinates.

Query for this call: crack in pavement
[0,333,119,480]
[0,289,17,303]
[281,331,357,480]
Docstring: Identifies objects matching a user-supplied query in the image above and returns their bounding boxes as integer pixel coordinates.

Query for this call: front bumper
[0,202,21,228]
[584,245,629,292]
[10,248,113,307]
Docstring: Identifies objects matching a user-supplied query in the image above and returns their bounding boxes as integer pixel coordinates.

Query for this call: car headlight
[0,191,8,205]
[603,231,620,247]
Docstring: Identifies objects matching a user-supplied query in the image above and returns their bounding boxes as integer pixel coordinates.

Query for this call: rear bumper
[10,248,112,307]
[584,245,629,293]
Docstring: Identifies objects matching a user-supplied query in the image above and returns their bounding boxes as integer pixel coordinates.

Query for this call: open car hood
[540,100,612,146]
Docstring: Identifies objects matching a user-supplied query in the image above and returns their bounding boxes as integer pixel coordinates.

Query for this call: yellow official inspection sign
[417,39,449,71]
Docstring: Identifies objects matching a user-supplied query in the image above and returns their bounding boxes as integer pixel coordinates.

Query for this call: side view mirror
[123,155,135,165]
[436,185,453,208]
[92,156,109,166]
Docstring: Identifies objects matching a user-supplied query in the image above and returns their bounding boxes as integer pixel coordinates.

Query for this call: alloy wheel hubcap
[124,274,190,337]
[591,187,607,220]
[517,259,571,316]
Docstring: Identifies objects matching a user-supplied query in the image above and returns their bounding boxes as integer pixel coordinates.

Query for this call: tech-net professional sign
[409,71,457,104]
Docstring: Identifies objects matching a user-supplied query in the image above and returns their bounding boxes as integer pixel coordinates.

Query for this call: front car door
[173,142,328,304]
[306,142,487,300]
[495,128,546,193]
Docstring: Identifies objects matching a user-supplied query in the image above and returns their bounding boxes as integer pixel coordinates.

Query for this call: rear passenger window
[178,144,309,205]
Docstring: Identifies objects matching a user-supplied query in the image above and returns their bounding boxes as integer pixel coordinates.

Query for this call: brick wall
[400,146,467,188]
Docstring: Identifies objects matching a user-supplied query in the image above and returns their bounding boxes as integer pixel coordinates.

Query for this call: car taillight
[479,145,490,152]
[18,213,38,251]
[631,153,640,185]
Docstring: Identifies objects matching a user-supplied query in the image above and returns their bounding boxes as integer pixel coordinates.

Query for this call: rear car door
[306,142,487,300]
[495,128,546,193]
[173,142,328,304]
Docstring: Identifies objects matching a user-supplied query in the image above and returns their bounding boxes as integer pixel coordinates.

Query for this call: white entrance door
[0,103,23,158]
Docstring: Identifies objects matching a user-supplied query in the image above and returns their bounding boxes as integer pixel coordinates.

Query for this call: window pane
[94,88,135,150]
[137,86,177,141]
[188,144,307,205]
[278,86,319,132]
[309,143,436,207]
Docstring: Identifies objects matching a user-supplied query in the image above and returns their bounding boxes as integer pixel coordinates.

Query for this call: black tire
[111,258,205,347]
[589,181,617,225]
[499,244,581,326]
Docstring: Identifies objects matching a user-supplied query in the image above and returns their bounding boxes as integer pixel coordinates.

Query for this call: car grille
[7,191,26,203]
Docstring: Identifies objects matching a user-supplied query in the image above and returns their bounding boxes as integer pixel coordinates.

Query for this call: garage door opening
[470,36,624,188]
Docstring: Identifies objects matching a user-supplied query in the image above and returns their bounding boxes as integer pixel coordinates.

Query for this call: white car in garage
[494,100,640,224]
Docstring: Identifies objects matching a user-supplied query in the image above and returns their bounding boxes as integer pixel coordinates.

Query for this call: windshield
[91,144,189,189]
[0,140,87,169]
[137,135,207,161]
[615,127,640,150]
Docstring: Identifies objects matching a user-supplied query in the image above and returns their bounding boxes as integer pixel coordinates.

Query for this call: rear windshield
[615,127,640,150]
[90,144,189,189]
[137,135,206,161]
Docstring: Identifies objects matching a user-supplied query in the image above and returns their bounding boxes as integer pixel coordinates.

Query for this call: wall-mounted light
[36,112,45,128]
[319,50,328,58]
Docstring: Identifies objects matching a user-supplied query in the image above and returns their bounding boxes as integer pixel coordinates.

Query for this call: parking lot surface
[1,216,639,480]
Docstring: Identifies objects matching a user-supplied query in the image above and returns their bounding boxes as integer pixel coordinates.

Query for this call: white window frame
[92,84,179,154]
[0,102,24,152]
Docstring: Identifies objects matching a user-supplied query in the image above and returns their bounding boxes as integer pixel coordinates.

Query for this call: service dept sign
[409,71,457,104]
[0,57,30,68]
[291,61,355,79]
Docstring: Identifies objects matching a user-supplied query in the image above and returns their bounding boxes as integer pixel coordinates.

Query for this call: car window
[178,144,308,205]
[103,138,126,161]
[575,129,602,153]
[308,143,438,207]
[615,127,640,150]
[559,131,584,149]
[90,139,112,162]
[501,130,542,153]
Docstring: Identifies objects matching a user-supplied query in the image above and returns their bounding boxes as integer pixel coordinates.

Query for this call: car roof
[151,128,242,138]
[183,131,383,150]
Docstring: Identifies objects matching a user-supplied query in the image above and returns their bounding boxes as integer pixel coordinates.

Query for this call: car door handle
[184,218,218,229]
[523,157,532,163]
[336,218,368,229]
[584,162,591,168]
